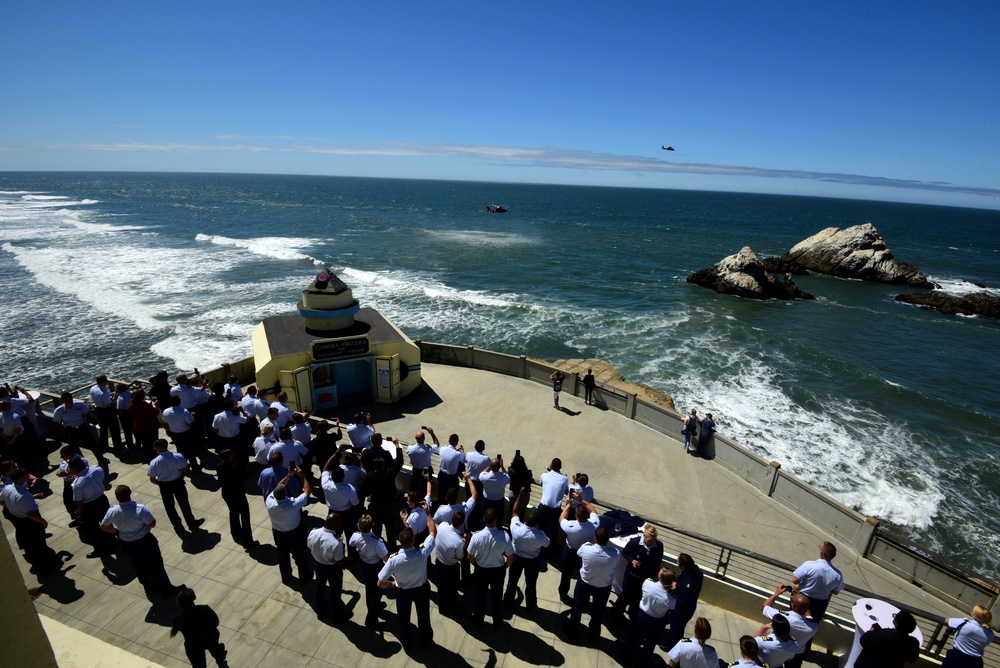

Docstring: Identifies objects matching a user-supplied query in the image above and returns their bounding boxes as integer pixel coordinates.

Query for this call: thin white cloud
[19,140,1000,198]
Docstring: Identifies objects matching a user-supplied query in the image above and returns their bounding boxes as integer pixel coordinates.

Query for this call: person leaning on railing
[941,605,995,668]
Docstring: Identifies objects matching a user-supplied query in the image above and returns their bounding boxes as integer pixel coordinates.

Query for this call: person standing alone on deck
[582,368,596,405]
[550,370,565,409]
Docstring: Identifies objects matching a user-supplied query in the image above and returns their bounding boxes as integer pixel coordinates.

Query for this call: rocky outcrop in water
[687,246,814,300]
[895,291,1000,319]
[761,223,936,288]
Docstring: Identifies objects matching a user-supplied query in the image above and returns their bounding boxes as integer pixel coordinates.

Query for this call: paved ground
[8,362,960,667]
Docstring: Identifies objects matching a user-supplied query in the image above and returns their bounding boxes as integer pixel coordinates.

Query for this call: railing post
[519,355,527,379]
[762,461,781,496]
[625,392,636,419]
[465,345,475,367]
[854,517,880,557]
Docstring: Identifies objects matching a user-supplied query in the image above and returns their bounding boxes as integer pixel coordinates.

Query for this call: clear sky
[3,2,999,208]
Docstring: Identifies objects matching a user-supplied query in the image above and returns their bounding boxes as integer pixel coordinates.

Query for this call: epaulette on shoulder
[761,635,772,641]
[389,551,399,558]
[681,637,693,642]
[646,577,656,582]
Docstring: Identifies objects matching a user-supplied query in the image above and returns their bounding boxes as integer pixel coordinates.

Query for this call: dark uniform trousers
[94,405,123,449]
[504,553,542,609]
[466,480,485,531]
[313,561,345,618]
[473,564,506,625]
[558,543,582,597]
[435,560,461,615]
[221,489,253,545]
[436,471,459,507]
[272,523,311,583]
[395,581,432,650]
[367,497,398,553]
[536,504,561,557]
[9,514,55,566]
[623,608,669,662]
[568,579,612,640]
[157,477,198,529]
[359,559,384,625]
[120,532,173,596]
[80,495,114,554]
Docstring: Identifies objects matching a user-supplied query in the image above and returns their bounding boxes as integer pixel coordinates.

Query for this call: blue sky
[3,2,999,208]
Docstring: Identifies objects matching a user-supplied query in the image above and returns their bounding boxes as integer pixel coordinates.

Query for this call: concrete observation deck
[9,363,962,668]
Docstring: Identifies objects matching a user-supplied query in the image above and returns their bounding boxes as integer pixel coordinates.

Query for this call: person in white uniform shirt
[321,452,361,542]
[478,457,510,527]
[147,439,204,532]
[755,612,798,667]
[378,516,438,652]
[90,375,123,450]
[622,567,676,663]
[467,507,514,628]
[761,584,818,668]
[503,485,550,612]
[346,411,375,450]
[252,423,277,470]
[100,484,179,600]
[400,475,433,546]
[307,511,348,622]
[224,375,242,405]
[271,391,296,429]
[667,617,719,668]
[942,605,995,667]
[114,383,135,450]
[406,426,439,492]
[432,470,478,532]
[53,391,108,471]
[791,541,844,622]
[349,514,389,628]
[265,465,313,588]
[565,525,620,642]
[268,426,308,468]
[557,491,600,602]
[537,458,568,558]
[68,457,113,558]
[464,440,492,530]
[212,403,246,456]
[436,432,465,508]
[433,508,468,617]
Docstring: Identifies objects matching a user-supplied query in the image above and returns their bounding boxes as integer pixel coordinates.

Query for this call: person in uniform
[169,586,228,668]
[212,403,246,457]
[503,485,549,612]
[467,507,515,628]
[792,541,844,622]
[360,435,404,552]
[378,515,438,652]
[406,427,439,493]
[90,375,123,451]
[942,605,995,667]
[611,523,664,620]
[755,612,798,667]
[855,609,920,668]
[68,457,114,559]
[307,511,348,622]
[114,383,135,450]
[433,508,468,617]
[100,485,179,599]
[240,385,262,444]
[0,400,24,460]
[346,411,375,450]
[666,617,719,668]
[478,457,510,527]
[436,432,465,509]
[252,423,277,472]
[0,467,60,571]
[400,475,433,547]
[464,440,492,531]
[258,451,302,500]
[321,452,361,548]
[265,465,313,588]
[557,491,599,602]
[54,446,87,523]
[349,514,389,628]
[271,391,296,429]
[731,635,766,667]
[53,391,108,472]
[432,470,478,531]
[216,448,257,550]
[537,458,568,559]
[147,438,204,532]
[622,567,676,663]
[268,426,308,469]
[761,584,818,668]
[664,553,705,649]
[224,374,243,405]
[162,396,201,472]
[565,525,620,642]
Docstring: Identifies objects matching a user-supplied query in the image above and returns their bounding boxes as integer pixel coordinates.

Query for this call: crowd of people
[0,372,980,668]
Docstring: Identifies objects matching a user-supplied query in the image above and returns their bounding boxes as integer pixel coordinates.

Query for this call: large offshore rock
[762,223,936,288]
[895,291,1000,319]
[687,246,814,300]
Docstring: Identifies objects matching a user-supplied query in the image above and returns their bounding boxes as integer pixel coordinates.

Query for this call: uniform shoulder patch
[681,638,693,642]
[761,635,772,641]
[389,551,399,558]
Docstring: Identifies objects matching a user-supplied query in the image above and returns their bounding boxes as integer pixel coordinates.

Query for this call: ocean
[1,172,998,574]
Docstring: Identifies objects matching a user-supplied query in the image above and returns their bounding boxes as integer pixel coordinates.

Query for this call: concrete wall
[0,527,57,667]
[413,341,999,613]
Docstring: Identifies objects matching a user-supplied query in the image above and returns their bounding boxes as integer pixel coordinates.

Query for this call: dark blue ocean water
[2,172,999,573]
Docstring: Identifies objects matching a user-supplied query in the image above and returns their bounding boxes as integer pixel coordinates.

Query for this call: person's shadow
[557,407,582,416]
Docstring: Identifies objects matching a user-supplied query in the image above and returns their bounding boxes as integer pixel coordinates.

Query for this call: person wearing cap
[101,485,179,599]
[855,609,920,668]
[754,612,798,667]
[761,584,819,668]
[378,516,438,652]
[792,541,844,622]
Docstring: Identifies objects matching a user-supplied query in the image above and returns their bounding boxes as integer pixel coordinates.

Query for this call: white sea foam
[931,276,1000,298]
[195,233,324,265]
[21,195,68,201]
[425,229,539,247]
[341,266,520,310]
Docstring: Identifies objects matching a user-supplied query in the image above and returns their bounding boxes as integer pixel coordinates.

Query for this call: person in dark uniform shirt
[611,523,664,620]
[664,552,704,649]
[216,448,258,550]
[855,609,920,668]
[170,586,228,668]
